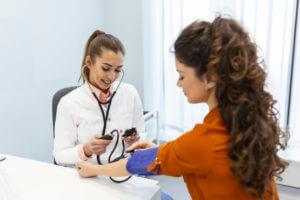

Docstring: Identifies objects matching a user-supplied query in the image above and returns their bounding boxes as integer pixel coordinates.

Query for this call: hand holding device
[99,135,113,140]
[83,134,112,156]
[122,128,140,146]
[122,127,137,137]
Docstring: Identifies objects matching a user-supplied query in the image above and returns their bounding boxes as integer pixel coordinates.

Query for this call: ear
[206,81,216,90]
[204,74,217,90]
[85,56,92,68]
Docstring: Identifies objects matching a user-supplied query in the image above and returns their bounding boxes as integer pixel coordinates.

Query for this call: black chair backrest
[52,86,77,138]
[52,86,77,165]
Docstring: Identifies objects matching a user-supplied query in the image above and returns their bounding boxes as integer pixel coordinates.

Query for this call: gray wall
[0,0,145,163]
[103,0,144,99]
[0,0,106,162]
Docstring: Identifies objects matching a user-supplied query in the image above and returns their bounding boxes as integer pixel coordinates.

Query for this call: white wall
[102,0,144,100]
[0,0,105,162]
[0,0,146,163]
[142,0,164,112]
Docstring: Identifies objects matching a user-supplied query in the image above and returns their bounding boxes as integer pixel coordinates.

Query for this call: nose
[107,71,116,81]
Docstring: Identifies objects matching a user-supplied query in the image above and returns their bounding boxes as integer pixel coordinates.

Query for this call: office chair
[52,86,77,164]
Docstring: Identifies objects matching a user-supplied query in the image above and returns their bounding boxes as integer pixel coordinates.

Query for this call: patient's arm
[77,146,159,178]
[76,160,131,178]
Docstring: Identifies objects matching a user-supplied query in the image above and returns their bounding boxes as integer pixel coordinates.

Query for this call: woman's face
[86,49,123,92]
[175,57,216,106]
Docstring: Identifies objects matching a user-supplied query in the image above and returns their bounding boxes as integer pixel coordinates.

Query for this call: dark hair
[79,30,125,83]
[174,16,289,198]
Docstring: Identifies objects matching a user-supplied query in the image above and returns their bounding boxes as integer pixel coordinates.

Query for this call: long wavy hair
[174,16,289,198]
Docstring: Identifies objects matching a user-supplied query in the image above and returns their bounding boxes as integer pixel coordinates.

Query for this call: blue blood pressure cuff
[126,147,159,175]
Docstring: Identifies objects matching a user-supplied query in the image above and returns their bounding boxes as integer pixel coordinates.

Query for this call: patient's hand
[126,140,157,151]
[76,162,99,178]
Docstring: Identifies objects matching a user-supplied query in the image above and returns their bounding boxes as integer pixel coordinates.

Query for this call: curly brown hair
[174,16,289,198]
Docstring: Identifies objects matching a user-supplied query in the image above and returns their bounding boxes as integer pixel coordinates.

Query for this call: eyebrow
[176,69,184,73]
[103,63,123,68]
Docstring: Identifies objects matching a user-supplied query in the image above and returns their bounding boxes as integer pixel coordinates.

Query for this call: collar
[203,107,220,124]
[82,81,120,104]
[88,82,112,102]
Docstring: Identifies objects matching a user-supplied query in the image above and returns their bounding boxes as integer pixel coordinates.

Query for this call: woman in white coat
[53,30,144,167]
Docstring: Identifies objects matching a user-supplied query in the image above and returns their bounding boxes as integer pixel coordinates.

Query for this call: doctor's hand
[126,140,157,151]
[76,162,99,178]
[122,132,140,147]
[83,134,112,157]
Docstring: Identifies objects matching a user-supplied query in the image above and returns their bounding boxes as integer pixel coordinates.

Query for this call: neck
[207,88,218,111]
[208,101,218,111]
[99,87,109,94]
[88,82,110,94]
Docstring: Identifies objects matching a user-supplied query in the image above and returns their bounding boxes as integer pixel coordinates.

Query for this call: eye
[179,76,184,80]
[101,66,110,71]
[115,69,121,73]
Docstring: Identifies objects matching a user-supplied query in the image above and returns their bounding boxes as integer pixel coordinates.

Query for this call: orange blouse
[148,108,278,200]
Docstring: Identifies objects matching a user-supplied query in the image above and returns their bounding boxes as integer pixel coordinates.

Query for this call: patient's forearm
[97,160,132,177]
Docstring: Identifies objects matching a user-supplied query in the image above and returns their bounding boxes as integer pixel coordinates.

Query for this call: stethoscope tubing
[90,70,132,183]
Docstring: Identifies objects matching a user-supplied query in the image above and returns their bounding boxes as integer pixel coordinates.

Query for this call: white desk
[0,154,161,200]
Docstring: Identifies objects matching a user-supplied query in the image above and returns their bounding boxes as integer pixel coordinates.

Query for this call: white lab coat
[53,82,145,166]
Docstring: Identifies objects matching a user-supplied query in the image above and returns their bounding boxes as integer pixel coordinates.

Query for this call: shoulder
[118,82,138,93]
[58,85,87,107]
[115,82,140,98]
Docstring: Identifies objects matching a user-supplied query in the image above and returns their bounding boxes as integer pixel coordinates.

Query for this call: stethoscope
[82,65,132,183]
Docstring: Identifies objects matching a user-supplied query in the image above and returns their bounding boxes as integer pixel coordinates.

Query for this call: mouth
[101,79,112,86]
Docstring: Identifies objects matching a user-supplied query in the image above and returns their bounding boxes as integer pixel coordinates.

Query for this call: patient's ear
[204,74,217,90]
[206,80,216,90]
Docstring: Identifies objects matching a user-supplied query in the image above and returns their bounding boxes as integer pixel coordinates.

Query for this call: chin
[187,97,202,104]
[187,98,196,104]
[98,83,109,89]
[102,85,110,90]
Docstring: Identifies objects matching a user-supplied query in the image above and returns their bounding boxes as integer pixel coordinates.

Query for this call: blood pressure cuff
[126,147,159,175]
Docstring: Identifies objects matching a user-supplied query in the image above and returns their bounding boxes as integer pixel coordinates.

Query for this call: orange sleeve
[150,125,214,177]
